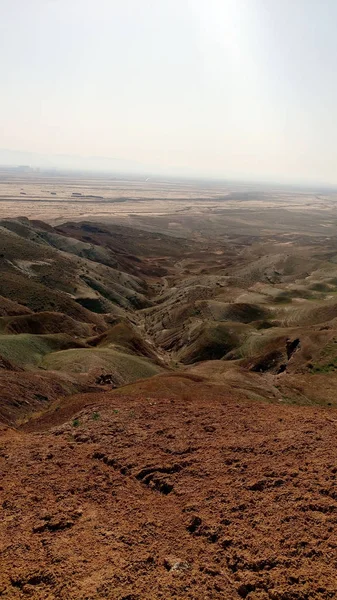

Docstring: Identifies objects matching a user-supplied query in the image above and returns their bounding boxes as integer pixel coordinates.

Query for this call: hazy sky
[1,0,337,183]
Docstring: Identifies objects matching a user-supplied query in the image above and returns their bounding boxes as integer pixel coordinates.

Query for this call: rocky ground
[1,375,337,599]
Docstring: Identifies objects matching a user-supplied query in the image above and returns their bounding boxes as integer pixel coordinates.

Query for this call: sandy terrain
[1,170,337,239]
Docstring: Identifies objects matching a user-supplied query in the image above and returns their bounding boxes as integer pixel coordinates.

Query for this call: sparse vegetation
[3,192,337,420]
[3,177,337,599]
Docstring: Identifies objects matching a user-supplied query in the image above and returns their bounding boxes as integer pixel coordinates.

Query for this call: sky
[1,0,337,183]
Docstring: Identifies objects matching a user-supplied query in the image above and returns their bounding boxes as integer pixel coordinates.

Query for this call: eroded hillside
[2,208,337,599]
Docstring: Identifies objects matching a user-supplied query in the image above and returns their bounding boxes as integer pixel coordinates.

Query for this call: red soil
[1,376,337,599]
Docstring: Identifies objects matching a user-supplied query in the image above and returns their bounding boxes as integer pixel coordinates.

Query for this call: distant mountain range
[0,148,150,175]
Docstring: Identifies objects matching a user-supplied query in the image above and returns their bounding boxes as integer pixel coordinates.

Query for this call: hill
[1,378,336,599]
[3,205,337,598]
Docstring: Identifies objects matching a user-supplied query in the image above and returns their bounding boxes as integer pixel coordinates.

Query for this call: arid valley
[1,170,337,599]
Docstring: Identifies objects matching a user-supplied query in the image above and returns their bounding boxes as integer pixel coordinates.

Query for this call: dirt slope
[3,207,337,599]
[1,378,337,599]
